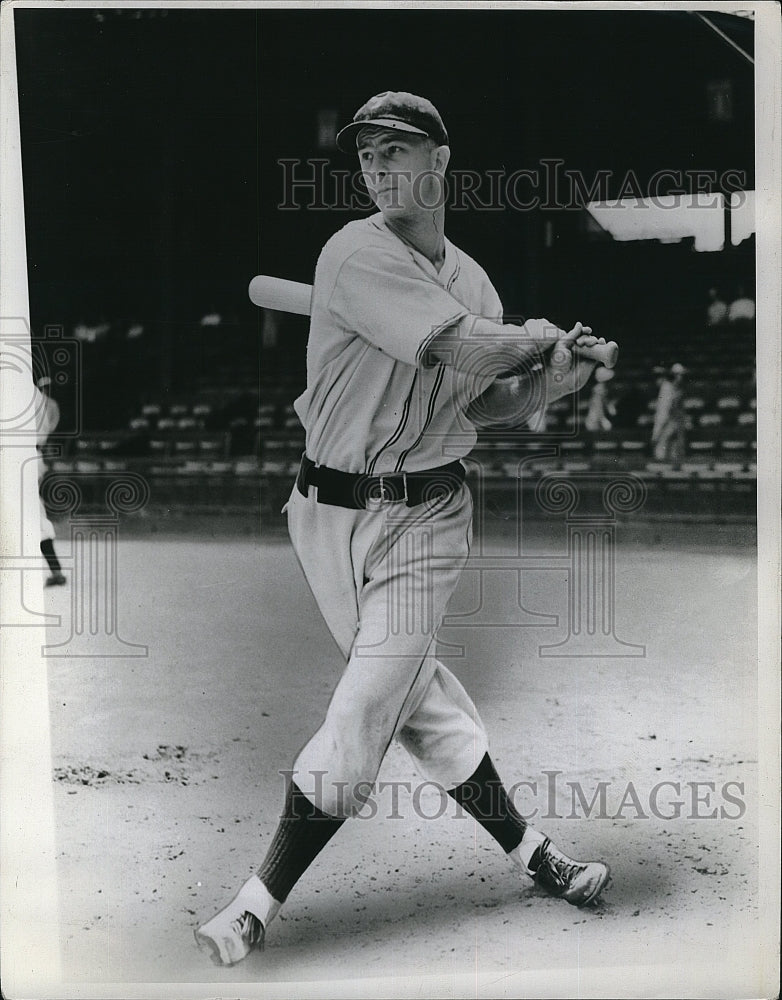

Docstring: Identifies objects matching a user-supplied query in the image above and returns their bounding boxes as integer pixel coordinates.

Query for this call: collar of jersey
[368,213,457,287]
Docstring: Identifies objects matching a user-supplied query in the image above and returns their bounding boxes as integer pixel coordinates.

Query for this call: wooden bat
[248,274,619,369]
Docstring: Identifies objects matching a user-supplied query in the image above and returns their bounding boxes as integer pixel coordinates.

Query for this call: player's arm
[424,314,557,376]
[328,246,563,371]
[327,246,613,378]
[464,325,604,428]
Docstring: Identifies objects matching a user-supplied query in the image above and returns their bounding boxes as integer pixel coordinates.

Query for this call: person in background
[35,377,66,587]
[651,363,687,464]
[706,287,728,327]
[584,366,616,433]
[727,284,755,324]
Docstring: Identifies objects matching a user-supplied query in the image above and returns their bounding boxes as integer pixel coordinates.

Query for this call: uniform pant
[286,480,489,818]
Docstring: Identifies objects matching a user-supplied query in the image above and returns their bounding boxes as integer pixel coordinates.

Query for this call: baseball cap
[336,91,449,153]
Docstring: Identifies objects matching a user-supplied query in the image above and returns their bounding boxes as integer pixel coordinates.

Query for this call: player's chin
[375,195,407,217]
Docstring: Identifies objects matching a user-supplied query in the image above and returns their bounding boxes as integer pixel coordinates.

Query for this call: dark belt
[296,454,465,510]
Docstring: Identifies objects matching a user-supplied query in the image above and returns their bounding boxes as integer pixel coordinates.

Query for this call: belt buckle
[366,473,408,510]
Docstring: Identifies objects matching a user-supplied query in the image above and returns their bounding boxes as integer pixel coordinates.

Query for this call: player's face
[357,131,440,218]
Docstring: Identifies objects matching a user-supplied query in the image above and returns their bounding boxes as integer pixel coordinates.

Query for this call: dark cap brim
[335,117,430,153]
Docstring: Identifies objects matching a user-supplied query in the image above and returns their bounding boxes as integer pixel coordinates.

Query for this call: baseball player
[196,92,611,966]
[35,377,66,587]
[651,362,687,463]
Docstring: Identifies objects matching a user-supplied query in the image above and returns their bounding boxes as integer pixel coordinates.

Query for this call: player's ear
[433,144,450,173]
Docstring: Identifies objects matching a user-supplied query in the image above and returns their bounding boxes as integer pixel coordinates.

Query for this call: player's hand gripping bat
[248,275,620,369]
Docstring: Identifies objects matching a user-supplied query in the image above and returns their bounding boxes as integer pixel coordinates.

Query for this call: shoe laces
[230,911,264,949]
[540,840,583,888]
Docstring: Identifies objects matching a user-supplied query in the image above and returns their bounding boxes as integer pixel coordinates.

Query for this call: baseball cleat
[513,831,610,907]
[45,572,67,587]
[194,875,279,966]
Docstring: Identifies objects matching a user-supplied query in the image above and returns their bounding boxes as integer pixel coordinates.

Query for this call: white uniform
[35,386,59,541]
[288,214,503,817]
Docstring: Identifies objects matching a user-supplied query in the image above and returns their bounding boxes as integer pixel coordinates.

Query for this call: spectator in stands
[34,377,66,586]
[584,367,616,433]
[706,287,728,327]
[727,284,755,323]
[651,362,687,464]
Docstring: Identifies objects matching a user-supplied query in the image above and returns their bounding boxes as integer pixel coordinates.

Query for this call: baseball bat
[249,275,312,316]
[248,274,619,369]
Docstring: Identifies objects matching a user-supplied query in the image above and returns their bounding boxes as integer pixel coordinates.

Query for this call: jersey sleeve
[327,245,470,367]
[481,274,504,323]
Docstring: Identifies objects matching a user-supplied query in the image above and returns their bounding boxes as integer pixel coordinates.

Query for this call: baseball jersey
[293,213,503,474]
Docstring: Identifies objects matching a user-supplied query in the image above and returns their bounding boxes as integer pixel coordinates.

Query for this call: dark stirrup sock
[40,538,62,574]
[447,752,528,853]
[257,780,346,903]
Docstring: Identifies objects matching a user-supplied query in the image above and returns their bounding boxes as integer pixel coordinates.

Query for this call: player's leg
[39,500,65,587]
[399,663,610,906]
[196,484,469,964]
[292,481,475,815]
[196,486,361,965]
[397,661,528,849]
[654,420,674,461]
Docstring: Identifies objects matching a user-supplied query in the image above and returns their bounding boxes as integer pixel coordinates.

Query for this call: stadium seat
[175,460,210,475]
[720,438,752,457]
[233,460,259,477]
[543,412,562,431]
[261,459,287,475]
[173,434,199,454]
[199,432,229,458]
[74,431,130,455]
[619,439,647,465]
[525,456,560,472]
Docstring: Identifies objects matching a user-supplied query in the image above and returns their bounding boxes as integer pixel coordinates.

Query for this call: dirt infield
[41,524,763,996]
